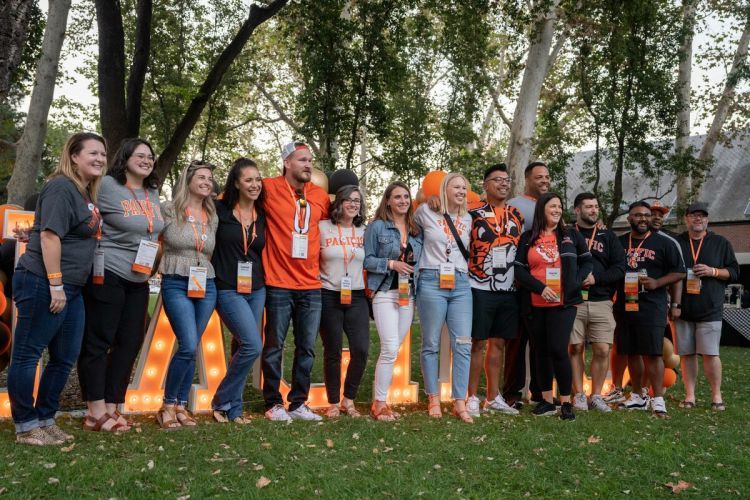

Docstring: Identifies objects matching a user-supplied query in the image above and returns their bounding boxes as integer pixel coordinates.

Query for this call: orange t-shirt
[528,233,562,308]
[261,176,330,289]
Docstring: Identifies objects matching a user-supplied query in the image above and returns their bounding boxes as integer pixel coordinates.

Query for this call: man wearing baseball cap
[674,202,739,411]
[260,141,330,421]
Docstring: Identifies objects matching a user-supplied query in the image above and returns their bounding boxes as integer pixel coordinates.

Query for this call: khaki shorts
[674,319,722,356]
[571,300,615,345]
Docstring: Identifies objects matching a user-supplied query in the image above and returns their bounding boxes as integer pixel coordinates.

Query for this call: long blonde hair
[50,132,107,201]
[439,172,468,217]
[171,160,216,222]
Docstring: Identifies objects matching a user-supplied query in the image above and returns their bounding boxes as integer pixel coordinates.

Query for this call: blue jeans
[416,269,473,400]
[261,286,322,411]
[212,287,266,419]
[8,268,85,432]
[161,275,217,406]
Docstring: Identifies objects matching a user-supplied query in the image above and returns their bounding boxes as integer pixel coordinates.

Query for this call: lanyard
[126,184,154,235]
[186,208,207,257]
[284,179,309,234]
[491,204,507,235]
[337,224,357,276]
[84,194,102,242]
[442,212,461,258]
[627,231,651,268]
[576,223,596,251]
[688,236,705,266]
[234,205,257,258]
[396,223,408,262]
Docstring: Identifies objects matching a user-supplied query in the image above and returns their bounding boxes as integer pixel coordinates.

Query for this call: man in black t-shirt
[616,202,685,417]
[674,202,739,411]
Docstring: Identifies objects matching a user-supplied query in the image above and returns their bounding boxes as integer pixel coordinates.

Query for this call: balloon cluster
[416,170,482,208]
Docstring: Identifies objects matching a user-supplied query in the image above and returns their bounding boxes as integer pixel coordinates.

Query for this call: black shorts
[615,321,664,356]
[471,288,519,340]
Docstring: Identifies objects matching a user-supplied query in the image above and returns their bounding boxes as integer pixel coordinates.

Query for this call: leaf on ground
[147,460,154,470]
[135,427,142,433]
[237,459,248,466]
[256,476,271,489]
[212,469,221,475]
[326,439,334,449]
[220,443,230,449]
[0,487,7,494]
[665,481,693,494]
[253,464,264,471]
[60,443,75,453]
[47,478,59,485]
[352,433,360,440]
[177,496,190,500]
[43,463,56,469]
[433,464,442,470]
[261,443,272,449]
[587,436,601,444]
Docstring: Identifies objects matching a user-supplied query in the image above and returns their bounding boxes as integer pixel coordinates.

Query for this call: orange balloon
[415,188,425,205]
[0,321,10,356]
[663,368,677,388]
[467,191,481,203]
[310,168,328,192]
[1,299,11,325]
[421,171,447,198]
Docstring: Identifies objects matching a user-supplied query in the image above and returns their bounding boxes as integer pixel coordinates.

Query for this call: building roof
[564,134,750,224]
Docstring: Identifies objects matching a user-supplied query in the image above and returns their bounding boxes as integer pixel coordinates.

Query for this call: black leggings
[78,270,149,403]
[319,289,370,404]
[529,306,577,397]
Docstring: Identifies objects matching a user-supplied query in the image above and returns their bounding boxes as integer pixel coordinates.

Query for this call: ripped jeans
[416,269,473,400]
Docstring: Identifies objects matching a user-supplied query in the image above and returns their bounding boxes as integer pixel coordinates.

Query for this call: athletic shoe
[16,427,59,446]
[560,402,576,421]
[603,387,625,404]
[466,395,481,418]
[288,404,323,421]
[651,396,667,417]
[573,393,589,411]
[265,404,292,422]
[42,424,74,443]
[590,395,612,413]
[619,392,649,410]
[532,401,557,417]
[484,394,519,415]
[512,400,524,410]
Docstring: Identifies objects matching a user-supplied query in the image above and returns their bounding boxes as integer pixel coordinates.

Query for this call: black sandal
[679,400,696,409]
[711,402,726,411]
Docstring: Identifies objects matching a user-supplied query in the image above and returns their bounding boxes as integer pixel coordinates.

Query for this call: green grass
[1,313,749,498]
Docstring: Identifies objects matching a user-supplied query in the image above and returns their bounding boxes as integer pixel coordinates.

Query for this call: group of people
[5,133,739,446]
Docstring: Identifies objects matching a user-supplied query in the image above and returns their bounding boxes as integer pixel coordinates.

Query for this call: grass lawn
[0,313,748,498]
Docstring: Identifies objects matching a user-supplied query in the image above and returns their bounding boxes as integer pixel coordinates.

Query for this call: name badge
[686,268,701,295]
[237,261,252,294]
[292,232,308,259]
[188,266,208,298]
[93,249,105,285]
[581,289,589,301]
[398,273,410,307]
[545,267,561,302]
[132,239,159,274]
[439,262,455,289]
[492,246,507,269]
[340,276,353,305]
[624,272,639,312]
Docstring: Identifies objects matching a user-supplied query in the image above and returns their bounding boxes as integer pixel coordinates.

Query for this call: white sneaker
[651,396,667,417]
[573,393,589,411]
[619,393,648,410]
[483,394,519,415]
[466,395,481,418]
[288,404,323,421]
[603,387,625,404]
[265,404,292,422]
[590,395,612,413]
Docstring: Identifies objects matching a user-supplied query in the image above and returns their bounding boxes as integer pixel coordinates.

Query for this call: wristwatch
[670,303,681,309]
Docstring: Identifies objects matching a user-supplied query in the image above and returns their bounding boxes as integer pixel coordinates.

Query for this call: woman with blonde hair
[364,182,422,421]
[157,160,218,429]
[9,132,106,445]
[415,173,474,423]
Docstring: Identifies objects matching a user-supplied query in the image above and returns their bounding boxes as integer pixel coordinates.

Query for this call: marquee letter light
[123,294,226,413]
[0,210,39,418]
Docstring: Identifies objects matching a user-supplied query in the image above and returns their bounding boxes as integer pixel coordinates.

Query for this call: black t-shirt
[211,200,266,291]
[18,176,99,286]
[617,231,685,327]
[575,225,626,302]
[677,232,740,322]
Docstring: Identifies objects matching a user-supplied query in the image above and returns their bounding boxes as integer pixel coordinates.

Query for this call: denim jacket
[364,219,423,293]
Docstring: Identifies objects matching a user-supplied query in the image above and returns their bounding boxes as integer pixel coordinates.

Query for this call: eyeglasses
[630,214,651,219]
[686,213,707,219]
[343,198,362,206]
[133,153,155,162]
[487,176,512,184]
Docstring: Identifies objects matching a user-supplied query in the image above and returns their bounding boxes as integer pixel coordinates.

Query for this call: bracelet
[670,303,681,309]
[50,285,64,291]
[47,272,62,279]
[712,267,718,277]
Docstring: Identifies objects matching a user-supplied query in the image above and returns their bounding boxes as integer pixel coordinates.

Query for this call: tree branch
[125,0,152,137]
[254,81,321,156]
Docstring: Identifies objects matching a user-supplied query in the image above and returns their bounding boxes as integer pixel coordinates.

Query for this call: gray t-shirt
[319,220,365,291]
[98,175,165,282]
[19,176,99,286]
[414,203,471,273]
[508,195,536,232]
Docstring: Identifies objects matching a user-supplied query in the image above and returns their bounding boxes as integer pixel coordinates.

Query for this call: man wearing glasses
[673,202,739,411]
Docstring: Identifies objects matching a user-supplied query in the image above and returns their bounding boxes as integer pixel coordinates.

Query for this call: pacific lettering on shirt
[324,235,364,248]
[120,198,160,220]
[626,247,656,264]
[585,236,605,253]
[437,217,467,235]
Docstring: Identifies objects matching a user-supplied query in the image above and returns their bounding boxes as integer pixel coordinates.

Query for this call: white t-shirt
[414,203,471,272]
[318,220,366,291]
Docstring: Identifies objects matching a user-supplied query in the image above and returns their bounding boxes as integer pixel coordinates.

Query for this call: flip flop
[711,402,726,411]
[678,400,695,409]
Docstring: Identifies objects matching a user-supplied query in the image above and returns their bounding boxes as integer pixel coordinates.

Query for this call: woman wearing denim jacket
[364,182,422,421]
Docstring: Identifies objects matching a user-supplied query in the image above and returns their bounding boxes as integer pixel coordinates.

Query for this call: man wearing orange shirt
[261,141,330,421]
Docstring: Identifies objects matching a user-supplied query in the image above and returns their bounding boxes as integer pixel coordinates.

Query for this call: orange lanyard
[442,213,461,258]
[84,195,102,241]
[396,223,408,262]
[186,208,207,256]
[576,224,596,251]
[491,205,507,235]
[234,206,257,258]
[337,224,357,276]
[627,231,651,268]
[284,179,308,234]
[126,184,154,234]
[688,236,705,266]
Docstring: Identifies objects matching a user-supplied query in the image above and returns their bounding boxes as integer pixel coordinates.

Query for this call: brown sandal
[111,409,133,429]
[340,401,362,418]
[155,405,181,430]
[232,415,251,424]
[174,407,198,427]
[371,403,398,421]
[428,394,442,418]
[213,410,229,423]
[326,405,341,418]
[83,414,126,432]
[452,400,474,424]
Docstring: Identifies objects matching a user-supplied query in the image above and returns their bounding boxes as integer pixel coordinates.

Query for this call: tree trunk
[6,0,72,206]
[694,15,750,199]
[125,0,153,138]
[0,0,34,104]
[675,0,696,205]
[155,0,289,184]
[505,1,560,196]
